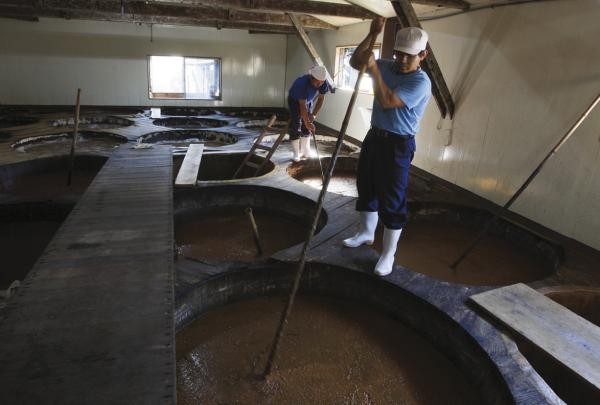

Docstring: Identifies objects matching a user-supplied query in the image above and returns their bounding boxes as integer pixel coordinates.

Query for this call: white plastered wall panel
[285,0,600,250]
[0,18,287,107]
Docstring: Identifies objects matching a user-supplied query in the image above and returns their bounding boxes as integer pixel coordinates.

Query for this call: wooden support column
[391,0,455,119]
[381,18,397,60]
[287,13,336,93]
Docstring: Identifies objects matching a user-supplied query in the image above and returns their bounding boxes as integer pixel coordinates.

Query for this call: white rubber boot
[374,228,402,276]
[343,211,378,247]
[291,139,301,162]
[300,136,315,159]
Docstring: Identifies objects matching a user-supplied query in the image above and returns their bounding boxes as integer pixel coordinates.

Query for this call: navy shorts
[287,96,311,140]
[356,128,416,229]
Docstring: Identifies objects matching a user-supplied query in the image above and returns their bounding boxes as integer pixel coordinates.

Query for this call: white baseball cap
[309,65,327,81]
[394,27,428,55]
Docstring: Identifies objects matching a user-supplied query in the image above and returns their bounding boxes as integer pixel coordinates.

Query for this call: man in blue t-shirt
[343,17,432,277]
[287,65,330,161]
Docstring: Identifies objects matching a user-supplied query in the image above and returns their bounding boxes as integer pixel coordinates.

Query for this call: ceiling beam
[0,1,338,30]
[412,0,470,10]
[0,5,300,33]
[391,0,455,119]
[287,13,336,92]
[142,0,378,19]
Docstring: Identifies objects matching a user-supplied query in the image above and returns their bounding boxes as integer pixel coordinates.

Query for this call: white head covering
[394,27,428,55]
[308,65,327,81]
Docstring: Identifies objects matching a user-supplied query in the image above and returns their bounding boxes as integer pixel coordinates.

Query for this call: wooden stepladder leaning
[232,115,288,179]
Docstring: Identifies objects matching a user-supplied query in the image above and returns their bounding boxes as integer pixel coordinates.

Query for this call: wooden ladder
[232,114,287,179]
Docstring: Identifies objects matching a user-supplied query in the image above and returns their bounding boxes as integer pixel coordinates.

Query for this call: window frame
[147,55,222,101]
[334,43,382,94]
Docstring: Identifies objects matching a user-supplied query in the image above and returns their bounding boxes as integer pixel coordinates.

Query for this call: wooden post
[67,88,82,186]
[391,0,455,118]
[262,28,378,379]
[287,13,336,93]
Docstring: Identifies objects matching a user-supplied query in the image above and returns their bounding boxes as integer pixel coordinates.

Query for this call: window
[148,56,221,100]
[334,45,381,93]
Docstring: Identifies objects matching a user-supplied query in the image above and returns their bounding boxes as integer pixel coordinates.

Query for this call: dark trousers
[287,96,311,141]
[356,128,415,229]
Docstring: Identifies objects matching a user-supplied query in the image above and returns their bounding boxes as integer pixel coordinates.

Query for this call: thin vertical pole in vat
[67,88,82,186]
[262,32,378,378]
[449,91,600,271]
[245,207,263,256]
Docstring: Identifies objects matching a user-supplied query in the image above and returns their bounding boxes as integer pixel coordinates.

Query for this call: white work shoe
[300,136,316,159]
[374,228,403,276]
[291,139,301,162]
[343,211,378,247]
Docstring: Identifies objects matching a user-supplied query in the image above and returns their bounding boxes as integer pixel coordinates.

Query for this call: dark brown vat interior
[175,266,512,404]
[152,117,229,129]
[0,155,106,200]
[174,186,325,262]
[173,152,274,182]
[139,130,237,146]
[0,202,72,289]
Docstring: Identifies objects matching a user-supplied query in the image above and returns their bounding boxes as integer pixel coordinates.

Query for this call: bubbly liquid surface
[176,210,308,261]
[177,295,481,404]
[373,222,552,286]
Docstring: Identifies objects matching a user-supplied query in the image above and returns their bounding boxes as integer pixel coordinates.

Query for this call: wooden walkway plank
[470,283,600,391]
[175,143,204,187]
[0,145,176,404]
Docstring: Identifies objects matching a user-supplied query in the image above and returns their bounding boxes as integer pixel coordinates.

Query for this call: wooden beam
[0,13,38,21]
[381,17,397,60]
[470,283,600,392]
[175,143,204,187]
[0,1,337,30]
[412,0,470,10]
[287,13,336,93]
[140,0,378,19]
[0,5,300,33]
[391,0,455,118]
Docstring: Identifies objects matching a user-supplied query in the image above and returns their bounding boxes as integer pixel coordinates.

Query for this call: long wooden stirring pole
[449,92,600,271]
[262,32,378,378]
[245,207,263,256]
[67,88,82,186]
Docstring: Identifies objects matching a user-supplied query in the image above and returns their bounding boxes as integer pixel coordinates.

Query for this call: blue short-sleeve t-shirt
[288,74,329,106]
[371,59,431,136]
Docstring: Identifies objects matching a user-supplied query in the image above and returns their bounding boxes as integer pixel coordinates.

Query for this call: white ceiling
[309,0,544,26]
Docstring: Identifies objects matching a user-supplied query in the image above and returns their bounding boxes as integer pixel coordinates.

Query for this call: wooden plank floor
[470,283,600,391]
[0,145,175,404]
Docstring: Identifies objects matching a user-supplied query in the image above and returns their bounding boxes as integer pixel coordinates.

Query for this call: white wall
[286,0,600,250]
[0,18,287,107]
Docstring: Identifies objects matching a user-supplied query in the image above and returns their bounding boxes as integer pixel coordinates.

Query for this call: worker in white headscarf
[287,65,330,161]
[343,17,432,277]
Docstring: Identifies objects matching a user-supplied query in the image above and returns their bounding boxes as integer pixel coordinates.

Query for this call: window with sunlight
[148,56,221,100]
[334,45,381,94]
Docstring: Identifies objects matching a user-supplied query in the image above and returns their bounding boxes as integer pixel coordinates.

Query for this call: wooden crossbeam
[0,0,337,31]
[139,0,378,19]
[0,5,295,33]
[287,13,336,93]
[391,0,455,118]
[175,143,204,187]
[470,283,600,392]
[413,0,470,10]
